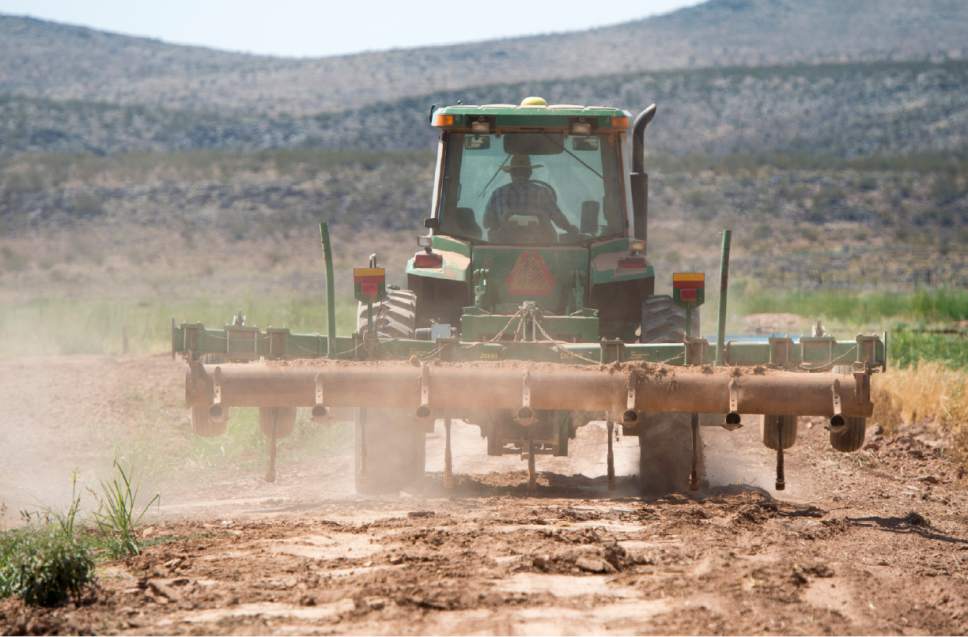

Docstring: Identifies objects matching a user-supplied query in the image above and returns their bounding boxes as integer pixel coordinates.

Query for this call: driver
[483,155,579,237]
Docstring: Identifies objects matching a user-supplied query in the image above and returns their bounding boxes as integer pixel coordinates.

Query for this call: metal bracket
[832,379,842,417]
[829,378,846,432]
[210,366,225,420]
[723,378,742,430]
[516,369,535,426]
[853,371,870,405]
[312,373,328,421]
[622,372,638,425]
[417,364,431,418]
[768,336,794,368]
[601,338,625,364]
[685,337,707,365]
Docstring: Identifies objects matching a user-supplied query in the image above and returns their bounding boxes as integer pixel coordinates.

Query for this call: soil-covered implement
[172,97,885,493]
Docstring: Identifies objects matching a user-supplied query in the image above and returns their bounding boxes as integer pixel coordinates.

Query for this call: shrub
[0,528,95,607]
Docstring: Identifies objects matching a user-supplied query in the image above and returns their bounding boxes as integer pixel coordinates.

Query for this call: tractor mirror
[424,217,439,229]
[580,201,600,235]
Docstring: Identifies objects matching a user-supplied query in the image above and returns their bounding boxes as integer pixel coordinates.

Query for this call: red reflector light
[618,256,646,269]
[414,252,443,268]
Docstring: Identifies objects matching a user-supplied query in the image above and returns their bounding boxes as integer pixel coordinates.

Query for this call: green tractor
[173,97,885,495]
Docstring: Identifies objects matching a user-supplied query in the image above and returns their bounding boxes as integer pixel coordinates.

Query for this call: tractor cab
[407,97,656,341]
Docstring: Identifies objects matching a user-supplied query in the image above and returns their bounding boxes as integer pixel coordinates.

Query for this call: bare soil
[2,355,968,635]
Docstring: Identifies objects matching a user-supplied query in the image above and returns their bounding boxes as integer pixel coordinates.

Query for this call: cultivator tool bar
[184,359,875,422]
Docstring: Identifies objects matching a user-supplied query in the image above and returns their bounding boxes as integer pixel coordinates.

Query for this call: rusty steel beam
[186,360,873,419]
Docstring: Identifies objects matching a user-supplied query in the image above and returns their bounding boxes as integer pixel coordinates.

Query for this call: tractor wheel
[354,407,426,494]
[831,416,866,452]
[760,414,798,450]
[192,405,227,437]
[640,295,700,343]
[357,289,417,338]
[259,407,296,439]
[638,413,704,494]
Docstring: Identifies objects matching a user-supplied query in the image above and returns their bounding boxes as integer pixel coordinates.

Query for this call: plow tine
[689,413,700,491]
[527,438,536,492]
[606,419,615,491]
[444,418,454,488]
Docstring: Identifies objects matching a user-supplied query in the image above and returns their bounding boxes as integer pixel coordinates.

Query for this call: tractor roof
[432,97,631,131]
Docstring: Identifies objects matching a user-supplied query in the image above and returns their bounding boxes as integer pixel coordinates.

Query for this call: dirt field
[2,355,968,635]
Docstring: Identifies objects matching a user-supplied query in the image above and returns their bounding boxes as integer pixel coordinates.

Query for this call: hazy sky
[0,0,701,57]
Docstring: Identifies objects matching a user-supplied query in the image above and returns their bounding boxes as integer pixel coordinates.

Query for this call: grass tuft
[90,462,159,559]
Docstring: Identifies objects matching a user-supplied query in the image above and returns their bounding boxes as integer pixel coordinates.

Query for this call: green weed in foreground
[90,461,159,559]
[740,288,968,325]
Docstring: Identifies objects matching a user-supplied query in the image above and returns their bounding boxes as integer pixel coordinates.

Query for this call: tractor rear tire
[259,407,296,439]
[354,408,426,494]
[760,414,798,450]
[638,413,704,494]
[831,416,866,452]
[640,296,709,480]
[357,289,417,339]
[640,294,700,343]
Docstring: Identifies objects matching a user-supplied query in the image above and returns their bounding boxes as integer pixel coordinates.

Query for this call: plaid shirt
[483,180,574,232]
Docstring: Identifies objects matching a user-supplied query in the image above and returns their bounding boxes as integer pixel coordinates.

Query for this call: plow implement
[185,355,876,421]
[170,97,889,495]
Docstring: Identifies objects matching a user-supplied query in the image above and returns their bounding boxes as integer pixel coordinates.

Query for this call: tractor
[173,97,885,494]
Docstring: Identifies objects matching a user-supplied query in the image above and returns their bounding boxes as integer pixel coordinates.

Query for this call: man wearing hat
[483,155,579,242]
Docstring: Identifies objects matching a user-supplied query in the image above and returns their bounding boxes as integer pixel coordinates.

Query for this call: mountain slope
[4,60,966,159]
[1,0,966,116]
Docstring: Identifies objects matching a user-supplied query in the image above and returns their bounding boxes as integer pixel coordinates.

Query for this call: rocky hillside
[3,60,966,158]
[1,0,966,116]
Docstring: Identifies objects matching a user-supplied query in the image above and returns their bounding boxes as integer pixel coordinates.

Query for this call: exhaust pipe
[622,409,638,425]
